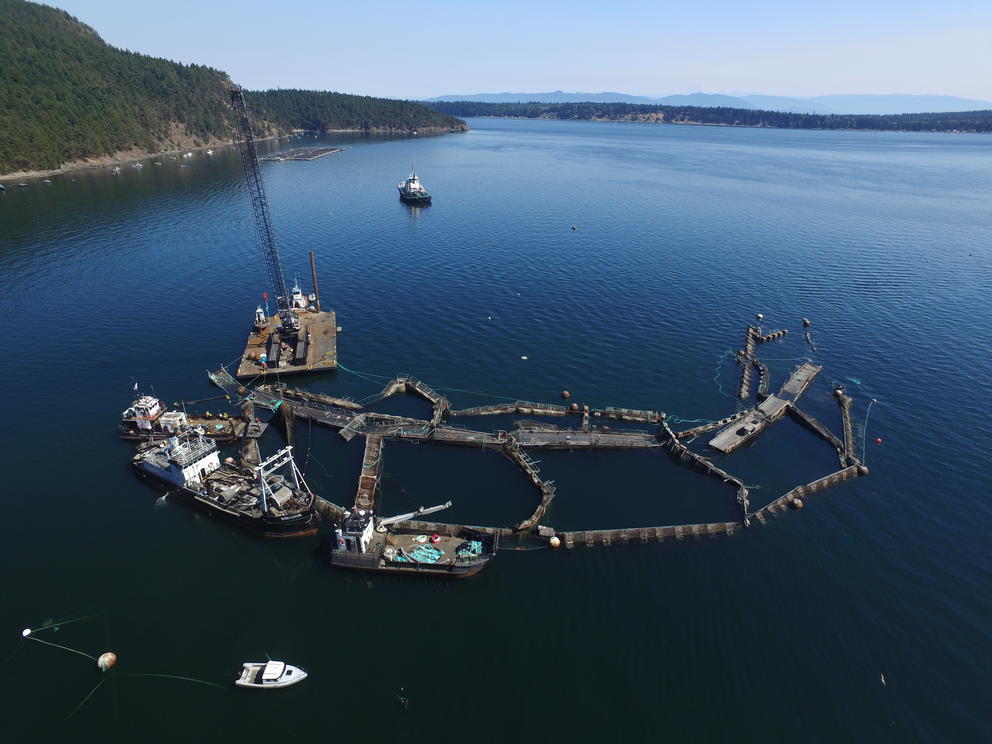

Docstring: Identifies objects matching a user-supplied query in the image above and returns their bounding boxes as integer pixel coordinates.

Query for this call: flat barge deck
[235,309,338,380]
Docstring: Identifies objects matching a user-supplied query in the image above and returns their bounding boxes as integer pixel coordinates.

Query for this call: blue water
[1,118,990,741]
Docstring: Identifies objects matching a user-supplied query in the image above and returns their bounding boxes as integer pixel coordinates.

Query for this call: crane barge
[229,85,339,379]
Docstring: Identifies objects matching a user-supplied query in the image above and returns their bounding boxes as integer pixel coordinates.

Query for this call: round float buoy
[802,317,811,327]
[21,628,31,638]
[224,457,235,465]
[550,536,561,548]
[97,652,117,672]
[561,390,570,399]
[756,313,764,321]
[875,437,882,444]
[571,225,577,230]
[569,402,579,412]
[858,466,870,476]
[792,498,804,510]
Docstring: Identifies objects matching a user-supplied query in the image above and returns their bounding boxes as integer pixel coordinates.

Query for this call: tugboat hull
[329,526,495,579]
[398,192,431,205]
[329,550,490,578]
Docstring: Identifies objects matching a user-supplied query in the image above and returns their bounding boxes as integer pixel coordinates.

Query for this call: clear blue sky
[43,0,992,100]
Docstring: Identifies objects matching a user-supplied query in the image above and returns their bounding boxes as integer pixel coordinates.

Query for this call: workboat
[132,434,320,538]
[397,170,431,205]
[235,660,307,689]
[120,392,261,443]
[329,503,497,578]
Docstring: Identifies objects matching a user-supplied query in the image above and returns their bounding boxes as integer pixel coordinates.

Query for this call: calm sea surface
[1,118,990,741]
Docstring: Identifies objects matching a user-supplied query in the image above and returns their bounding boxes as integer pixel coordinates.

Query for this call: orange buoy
[569,402,579,412]
[550,536,561,548]
[561,390,570,399]
[97,652,117,672]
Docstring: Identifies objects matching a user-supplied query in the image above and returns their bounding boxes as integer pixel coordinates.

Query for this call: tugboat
[397,169,431,205]
[132,434,320,538]
[329,502,497,578]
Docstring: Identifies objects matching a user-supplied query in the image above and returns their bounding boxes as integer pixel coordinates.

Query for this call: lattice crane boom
[229,85,298,332]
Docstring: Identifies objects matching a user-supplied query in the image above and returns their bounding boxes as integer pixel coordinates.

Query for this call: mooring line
[33,613,100,633]
[121,672,224,689]
[861,398,877,465]
[27,635,96,661]
[68,676,107,718]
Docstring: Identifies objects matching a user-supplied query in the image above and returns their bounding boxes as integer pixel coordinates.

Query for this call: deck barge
[235,309,337,380]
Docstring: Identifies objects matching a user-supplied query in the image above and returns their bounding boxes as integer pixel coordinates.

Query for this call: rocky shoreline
[1,126,467,182]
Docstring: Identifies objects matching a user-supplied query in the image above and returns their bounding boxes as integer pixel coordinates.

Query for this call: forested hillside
[0,0,465,174]
[427,100,992,133]
[246,89,467,134]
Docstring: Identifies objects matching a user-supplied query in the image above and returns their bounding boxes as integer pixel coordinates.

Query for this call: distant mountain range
[429,91,992,115]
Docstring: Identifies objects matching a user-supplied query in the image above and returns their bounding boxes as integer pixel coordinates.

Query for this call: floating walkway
[205,319,868,550]
[259,147,343,161]
[708,362,821,454]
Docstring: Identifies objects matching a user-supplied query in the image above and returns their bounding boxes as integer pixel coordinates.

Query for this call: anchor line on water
[712,349,737,400]
[121,672,224,689]
[303,415,313,475]
[861,398,877,465]
[26,635,96,661]
[307,454,334,479]
[68,676,107,718]
[32,613,100,633]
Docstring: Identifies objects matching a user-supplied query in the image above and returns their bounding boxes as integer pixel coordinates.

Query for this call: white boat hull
[234,662,307,689]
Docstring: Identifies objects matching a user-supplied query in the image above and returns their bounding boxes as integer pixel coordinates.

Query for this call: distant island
[429,91,992,115]
[0,0,466,177]
[425,101,992,133]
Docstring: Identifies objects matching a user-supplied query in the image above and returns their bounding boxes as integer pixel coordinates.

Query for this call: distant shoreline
[456,114,989,135]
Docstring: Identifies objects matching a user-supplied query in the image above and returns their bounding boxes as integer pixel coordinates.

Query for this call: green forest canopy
[0,0,465,173]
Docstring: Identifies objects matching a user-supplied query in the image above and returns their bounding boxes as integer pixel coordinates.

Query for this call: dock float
[708,362,821,454]
[259,147,343,162]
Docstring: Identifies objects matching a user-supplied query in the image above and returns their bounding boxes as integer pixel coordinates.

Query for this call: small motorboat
[235,660,307,689]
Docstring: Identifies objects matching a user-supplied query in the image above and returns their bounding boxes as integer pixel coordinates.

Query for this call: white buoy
[21,628,31,637]
[756,313,764,321]
[520,355,528,360]
[550,536,561,549]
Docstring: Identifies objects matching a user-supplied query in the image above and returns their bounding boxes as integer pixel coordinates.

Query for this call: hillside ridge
[0,0,465,176]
